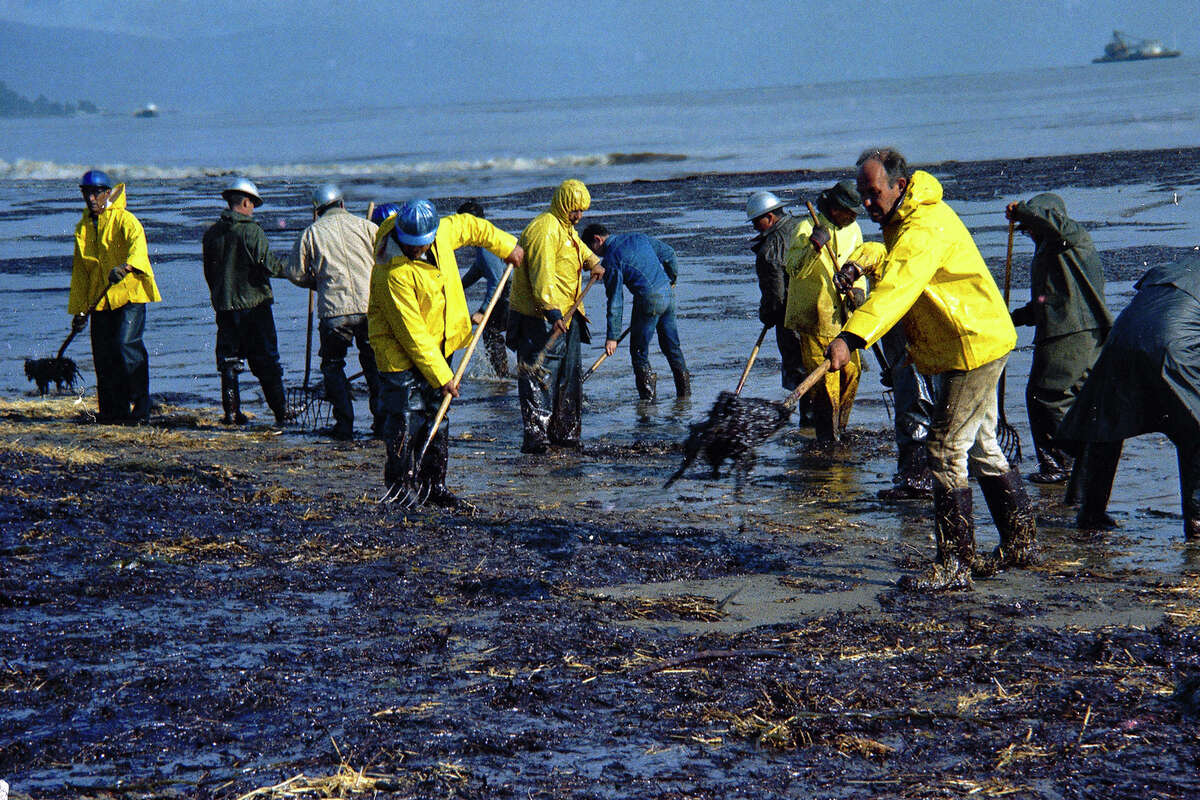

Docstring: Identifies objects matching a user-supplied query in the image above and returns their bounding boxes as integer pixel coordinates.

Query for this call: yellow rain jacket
[69,184,161,313]
[840,171,1016,375]
[510,179,599,323]
[368,213,517,388]
[783,214,864,338]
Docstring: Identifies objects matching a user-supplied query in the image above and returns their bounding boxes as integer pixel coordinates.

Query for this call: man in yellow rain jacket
[783,181,866,441]
[69,170,162,424]
[370,199,523,507]
[509,179,604,454]
[827,148,1037,591]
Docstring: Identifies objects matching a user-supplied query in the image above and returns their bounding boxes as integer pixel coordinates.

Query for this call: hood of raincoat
[69,183,161,314]
[1020,192,1089,248]
[550,180,591,224]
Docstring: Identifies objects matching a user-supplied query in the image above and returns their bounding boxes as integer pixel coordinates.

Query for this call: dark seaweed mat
[3,445,1200,799]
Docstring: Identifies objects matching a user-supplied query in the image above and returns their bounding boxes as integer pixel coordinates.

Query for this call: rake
[382,262,514,507]
[997,221,1022,464]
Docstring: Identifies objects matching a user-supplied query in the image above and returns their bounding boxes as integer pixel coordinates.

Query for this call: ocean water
[1,57,1198,556]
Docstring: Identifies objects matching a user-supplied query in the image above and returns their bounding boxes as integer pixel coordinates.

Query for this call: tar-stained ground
[3,149,1200,799]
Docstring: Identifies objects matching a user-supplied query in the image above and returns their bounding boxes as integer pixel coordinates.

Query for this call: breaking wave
[0,151,690,182]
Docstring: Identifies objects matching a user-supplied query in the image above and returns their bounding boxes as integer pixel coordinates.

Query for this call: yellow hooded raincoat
[510,179,599,323]
[69,184,161,314]
[840,171,1016,375]
[368,213,517,388]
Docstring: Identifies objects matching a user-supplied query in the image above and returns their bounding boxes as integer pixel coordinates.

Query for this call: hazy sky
[1,0,1196,112]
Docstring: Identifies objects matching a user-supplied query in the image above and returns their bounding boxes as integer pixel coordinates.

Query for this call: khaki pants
[927,355,1011,489]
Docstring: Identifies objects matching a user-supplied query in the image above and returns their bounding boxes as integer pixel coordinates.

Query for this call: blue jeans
[629,290,687,376]
[90,302,149,422]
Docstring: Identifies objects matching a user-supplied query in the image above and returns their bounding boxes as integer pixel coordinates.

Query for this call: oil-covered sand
[3,150,1200,799]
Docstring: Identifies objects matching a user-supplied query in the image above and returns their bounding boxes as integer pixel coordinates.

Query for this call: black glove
[108,265,128,284]
[71,314,87,333]
[809,226,831,251]
[832,261,865,295]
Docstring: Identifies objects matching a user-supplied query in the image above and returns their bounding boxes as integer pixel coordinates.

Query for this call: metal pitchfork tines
[383,263,515,508]
[517,272,600,389]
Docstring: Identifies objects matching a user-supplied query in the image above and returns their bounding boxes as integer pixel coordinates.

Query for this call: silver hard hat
[311,183,343,210]
[745,190,786,221]
[221,177,263,207]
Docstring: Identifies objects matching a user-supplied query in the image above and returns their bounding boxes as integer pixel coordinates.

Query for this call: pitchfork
[382,262,515,507]
[997,221,1022,464]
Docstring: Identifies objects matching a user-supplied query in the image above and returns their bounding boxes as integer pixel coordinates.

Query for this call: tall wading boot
[671,366,692,400]
[261,372,289,425]
[975,469,1040,575]
[1029,444,1071,484]
[1076,441,1122,530]
[811,388,838,443]
[484,327,509,378]
[421,423,475,512]
[634,365,658,402]
[879,445,935,500]
[220,368,247,426]
[898,485,976,592]
[322,365,354,440]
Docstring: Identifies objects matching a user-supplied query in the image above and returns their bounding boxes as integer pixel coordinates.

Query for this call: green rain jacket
[202,209,288,312]
[1009,193,1113,342]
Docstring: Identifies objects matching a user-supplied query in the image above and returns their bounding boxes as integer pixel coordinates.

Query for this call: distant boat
[1093,30,1180,63]
[134,103,159,118]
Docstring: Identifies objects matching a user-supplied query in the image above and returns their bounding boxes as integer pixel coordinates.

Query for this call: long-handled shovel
[997,221,1022,464]
[383,263,515,507]
[665,359,831,487]
[734,325,770,396]
[519,272,600,387]
[582,325,631,382]
[24,277,117,395]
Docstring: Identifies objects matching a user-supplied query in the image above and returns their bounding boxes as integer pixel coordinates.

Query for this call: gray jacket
[287,207,378,320]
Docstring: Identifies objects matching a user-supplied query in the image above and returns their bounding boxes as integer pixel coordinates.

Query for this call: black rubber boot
[1076,441,1122,530]
[1187,518,1200,542]
[322,366,354,440]
[671,367,692,400]
[421,424,475,512]
[976,468,1041,575]
[261,372,289,425]
[220,368,247,425]
[1029,445,1071,484]
[634,365,658,402]
[878,444,934,501]
[898,485,975,591]
[811,387,839,443]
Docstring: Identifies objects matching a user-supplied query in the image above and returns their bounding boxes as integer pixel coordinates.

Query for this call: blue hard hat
[392,199,438,246]
[80,169,112,189]
[371,202,402,225]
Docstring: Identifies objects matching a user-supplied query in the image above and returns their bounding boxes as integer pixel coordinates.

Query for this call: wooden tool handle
[783,359,831,411]
[582,325,631,382]
[735,324,770,396]
[530,272,600,372]
[413,262,516,468]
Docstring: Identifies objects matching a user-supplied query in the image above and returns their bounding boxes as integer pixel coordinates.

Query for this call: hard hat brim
[395,229,437,246]
[222,190,263,208]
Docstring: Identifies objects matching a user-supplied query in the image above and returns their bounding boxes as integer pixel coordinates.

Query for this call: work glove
[108,265,129,284]
[809,226,831,251]
[832,261,865,295]
[71,314,87,333]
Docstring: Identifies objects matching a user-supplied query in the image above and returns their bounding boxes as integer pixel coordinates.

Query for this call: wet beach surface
[2,148,1200,798]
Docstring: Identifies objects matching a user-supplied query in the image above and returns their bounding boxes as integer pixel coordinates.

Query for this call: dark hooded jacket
[1059,257,1200,444]
[1009,193,1112,341]
[751,213,801,326]
[202,209,288,312]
